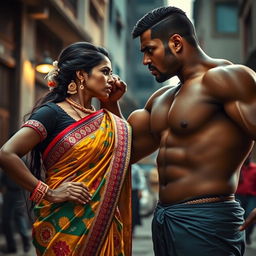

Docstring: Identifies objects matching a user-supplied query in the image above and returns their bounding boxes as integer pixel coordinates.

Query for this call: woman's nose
[109,74,120,84]
[108,74,115,83]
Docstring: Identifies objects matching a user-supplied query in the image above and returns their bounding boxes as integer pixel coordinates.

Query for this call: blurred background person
[131,163,146,236]
[236,155,256,245]
[0,169,31,254]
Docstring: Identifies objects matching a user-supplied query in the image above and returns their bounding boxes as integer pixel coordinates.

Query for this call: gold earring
[67,80,77,94]
[80,79,84,90]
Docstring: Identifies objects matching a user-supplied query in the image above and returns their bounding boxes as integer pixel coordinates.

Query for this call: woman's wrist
[44,188,54,202]
[29,181,49,204]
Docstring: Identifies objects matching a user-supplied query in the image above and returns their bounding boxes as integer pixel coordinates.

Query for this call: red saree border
[80,111,132,256]
[42,110,104,170]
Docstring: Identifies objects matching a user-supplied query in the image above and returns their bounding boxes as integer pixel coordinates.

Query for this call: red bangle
[30,181,49,204]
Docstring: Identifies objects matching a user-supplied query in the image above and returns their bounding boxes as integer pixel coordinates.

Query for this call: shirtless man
[127,6,256,256]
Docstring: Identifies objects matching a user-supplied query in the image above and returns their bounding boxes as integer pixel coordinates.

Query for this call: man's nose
[143,55,151,65]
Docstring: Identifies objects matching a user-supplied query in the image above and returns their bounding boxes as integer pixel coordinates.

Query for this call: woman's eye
[102,70,109,75]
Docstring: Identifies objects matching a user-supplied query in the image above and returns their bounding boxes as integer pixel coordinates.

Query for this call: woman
[0,42,132,256]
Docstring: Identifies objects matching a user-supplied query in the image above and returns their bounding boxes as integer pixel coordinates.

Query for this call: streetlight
[35,52,54,74]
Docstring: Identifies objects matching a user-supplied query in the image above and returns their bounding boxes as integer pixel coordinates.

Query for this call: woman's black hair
[28,42,110,183]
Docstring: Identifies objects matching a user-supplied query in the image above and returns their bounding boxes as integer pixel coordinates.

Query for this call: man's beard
[148,64,168,83]
[155,74,169,83]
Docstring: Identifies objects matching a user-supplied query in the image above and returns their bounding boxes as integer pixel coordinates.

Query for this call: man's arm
[204,64,256,230]
[128,109,159,163]
[128,84,175,163]
[204,64,256,139]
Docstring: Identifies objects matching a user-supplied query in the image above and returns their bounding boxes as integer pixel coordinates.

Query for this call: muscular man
[127,6,256,256]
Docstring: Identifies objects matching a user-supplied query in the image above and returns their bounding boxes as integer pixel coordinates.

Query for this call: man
[126,6,256,256]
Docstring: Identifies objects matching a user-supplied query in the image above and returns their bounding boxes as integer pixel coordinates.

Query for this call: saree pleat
[32,110,132,256]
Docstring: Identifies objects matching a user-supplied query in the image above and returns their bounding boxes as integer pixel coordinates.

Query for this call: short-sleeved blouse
[22,102,75,152]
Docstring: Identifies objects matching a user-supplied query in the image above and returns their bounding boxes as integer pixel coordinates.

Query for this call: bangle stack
[29,181,49,204]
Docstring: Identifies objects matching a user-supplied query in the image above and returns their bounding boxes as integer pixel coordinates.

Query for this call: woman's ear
[76,70,88,82]
[168,34,182,53]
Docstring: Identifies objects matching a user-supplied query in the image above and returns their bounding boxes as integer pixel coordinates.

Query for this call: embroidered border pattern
[83,115,131,256]
[43,113,104,170]
[22,120,47,141]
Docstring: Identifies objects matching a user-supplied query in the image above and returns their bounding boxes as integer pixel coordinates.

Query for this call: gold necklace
[65,97,96,114]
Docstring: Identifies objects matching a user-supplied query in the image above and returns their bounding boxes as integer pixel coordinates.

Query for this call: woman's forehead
[97,57,112,68]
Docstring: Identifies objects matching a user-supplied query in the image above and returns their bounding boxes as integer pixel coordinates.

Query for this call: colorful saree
[32,109,132,256]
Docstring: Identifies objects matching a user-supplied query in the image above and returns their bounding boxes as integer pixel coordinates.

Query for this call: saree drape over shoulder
[32,109,132,256]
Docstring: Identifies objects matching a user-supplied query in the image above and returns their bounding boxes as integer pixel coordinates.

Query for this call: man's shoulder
[202,62,255,95]
[205,62,254,81]
[145,84,180,110]
[201,62,256,101]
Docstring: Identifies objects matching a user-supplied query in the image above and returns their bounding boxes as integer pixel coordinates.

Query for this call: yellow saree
[32,109,132,256]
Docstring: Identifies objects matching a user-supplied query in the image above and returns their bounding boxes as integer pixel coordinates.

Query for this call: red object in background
[236,162,256,196]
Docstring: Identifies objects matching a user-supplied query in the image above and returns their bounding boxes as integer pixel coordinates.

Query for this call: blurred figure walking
[236,156,256,245]
[0,170,31,254]
[131,164,146,235]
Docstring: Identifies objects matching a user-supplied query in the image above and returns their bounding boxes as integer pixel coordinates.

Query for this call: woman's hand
[45,181,92,205]
[110,75,127,102]
[239,208,256,231]
[100,75,127,117]
[103,75,127,103]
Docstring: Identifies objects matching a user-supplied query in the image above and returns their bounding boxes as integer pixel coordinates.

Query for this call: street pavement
[132,214,256,256]
[0,215,255,255]
[0,231,35,256]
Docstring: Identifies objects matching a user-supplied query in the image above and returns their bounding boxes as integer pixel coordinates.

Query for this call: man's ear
[168,34,182,53]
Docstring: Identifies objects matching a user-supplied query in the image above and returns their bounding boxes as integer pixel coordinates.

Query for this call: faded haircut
[132,6,198,47]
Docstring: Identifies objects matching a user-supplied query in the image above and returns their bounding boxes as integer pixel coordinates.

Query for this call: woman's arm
[0,127,91,204]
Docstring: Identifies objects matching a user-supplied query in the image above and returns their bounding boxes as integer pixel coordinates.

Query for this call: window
[109,0,113,22]
[0,65,13,145]
[61,0,78,18]
[90,1,102,25]
[243,9,253,57]
[214,1,238,35]
[0,108,9,146]
[115,10,123,38]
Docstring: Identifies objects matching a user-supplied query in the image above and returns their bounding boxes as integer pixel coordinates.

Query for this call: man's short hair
[132,6,197,47]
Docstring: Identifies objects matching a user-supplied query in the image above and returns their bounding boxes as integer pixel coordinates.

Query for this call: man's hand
[239,208,256,231]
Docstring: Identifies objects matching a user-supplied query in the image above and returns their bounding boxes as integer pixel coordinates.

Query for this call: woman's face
[85,57,114,100]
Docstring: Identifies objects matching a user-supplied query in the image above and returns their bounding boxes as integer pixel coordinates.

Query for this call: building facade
[193,0,241,63]
[0,0,170,145]
[0,0,107,146]
[239,0,256,71]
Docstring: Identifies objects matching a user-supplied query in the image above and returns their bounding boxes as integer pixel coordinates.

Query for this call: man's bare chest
[150,86,221,135]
